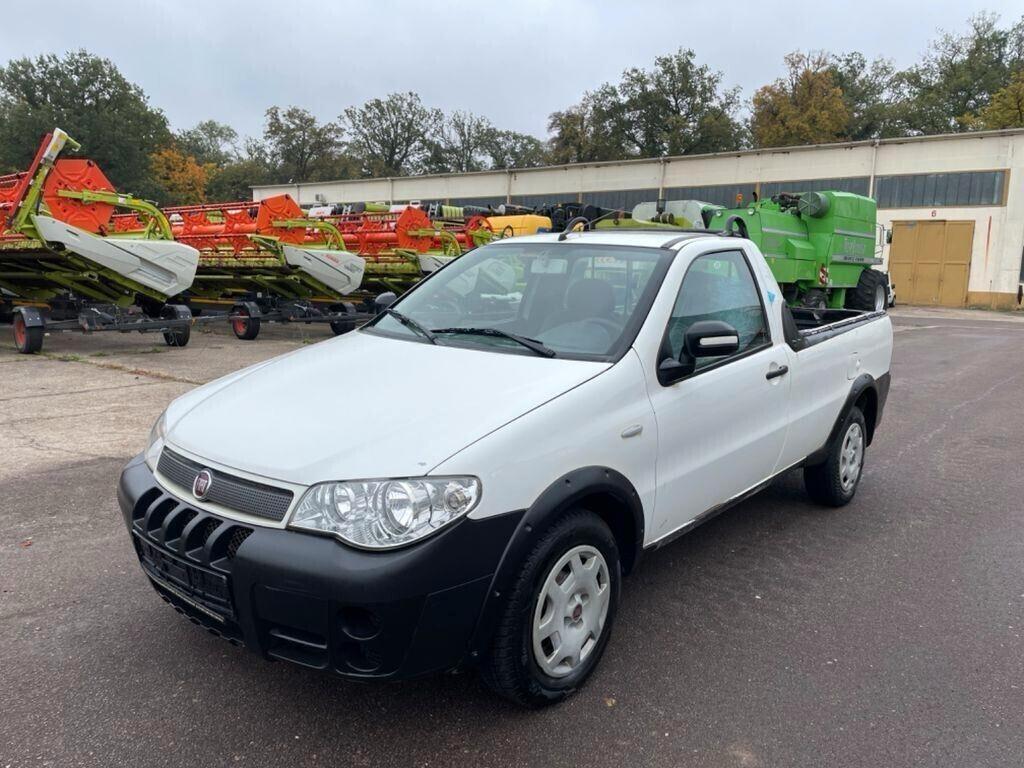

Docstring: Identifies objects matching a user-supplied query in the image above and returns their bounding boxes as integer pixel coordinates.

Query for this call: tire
[161,305,191,348]
[481,510,620,707]
[845,269,887,312]
[804,406,867,507]
[13,312,43,354]
[231,305,260,341]
[328,302,357,336]
[801,289,828,310]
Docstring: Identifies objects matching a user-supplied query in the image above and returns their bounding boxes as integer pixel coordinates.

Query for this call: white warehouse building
[252,129,1024,310]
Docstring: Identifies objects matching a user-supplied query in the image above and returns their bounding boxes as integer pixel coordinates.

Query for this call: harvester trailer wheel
[845,269,888,312]
[161,305,192,348]
[12,311,44,354]
[231,304,261,341]
[328,302,358,336]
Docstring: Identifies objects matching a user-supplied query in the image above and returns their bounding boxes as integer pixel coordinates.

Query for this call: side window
[666,250,770,370]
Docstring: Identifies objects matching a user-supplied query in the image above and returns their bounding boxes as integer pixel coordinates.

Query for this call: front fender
[467,466,644,658]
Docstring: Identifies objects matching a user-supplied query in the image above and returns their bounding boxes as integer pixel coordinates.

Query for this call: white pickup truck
[118,228,892,707]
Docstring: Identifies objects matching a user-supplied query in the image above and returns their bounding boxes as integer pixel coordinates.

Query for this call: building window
[510,193,580,209]
[664,184,756,207]
[874,170,1006,208]
[581,188,660,210]
[760,177,870,197]
[444,196,507,208]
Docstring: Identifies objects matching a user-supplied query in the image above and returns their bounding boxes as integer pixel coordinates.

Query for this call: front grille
[130,487,255,634]
[157,448,292,522]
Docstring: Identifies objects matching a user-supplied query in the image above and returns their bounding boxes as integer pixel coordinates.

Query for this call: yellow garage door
[889,220,974,307]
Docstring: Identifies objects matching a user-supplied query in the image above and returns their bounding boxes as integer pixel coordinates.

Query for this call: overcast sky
[3,0,1021,140]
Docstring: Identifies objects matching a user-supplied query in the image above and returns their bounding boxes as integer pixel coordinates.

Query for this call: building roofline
[250,127,1024,191]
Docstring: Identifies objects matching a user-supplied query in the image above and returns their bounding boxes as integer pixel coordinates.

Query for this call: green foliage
[548,86,626,164]
[828,52,901,140]
[343,92,443,176]
[893,13,1024,134]
[0,50,168,191]
[176,120,239,166]
[205,158,271,202]
[482,129,548,169]
[548,49,743,162]
[423,111,494,173]
[261,106,345,182]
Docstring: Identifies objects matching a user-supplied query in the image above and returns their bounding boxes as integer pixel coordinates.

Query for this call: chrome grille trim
[157,448,293,522]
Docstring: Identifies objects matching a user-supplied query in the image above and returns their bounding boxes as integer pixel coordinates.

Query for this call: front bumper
[118,455,522,679]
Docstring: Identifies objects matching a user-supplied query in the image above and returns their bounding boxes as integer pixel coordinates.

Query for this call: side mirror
[657,320,741,386]
[684,320,740,358]
[657,356,693,386]
[374,292,398,314]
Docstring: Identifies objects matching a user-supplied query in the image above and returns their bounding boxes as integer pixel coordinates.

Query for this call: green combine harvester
[605,191,888,312]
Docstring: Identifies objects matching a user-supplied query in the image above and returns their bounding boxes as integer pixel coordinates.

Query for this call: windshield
[365,242,671,360]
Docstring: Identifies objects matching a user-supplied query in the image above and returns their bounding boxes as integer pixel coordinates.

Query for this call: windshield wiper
[382,308,437,344]
[431,327,557,358]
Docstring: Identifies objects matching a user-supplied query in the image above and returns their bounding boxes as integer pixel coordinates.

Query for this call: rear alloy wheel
[482,510,620,707]
[13,312,43,354]
[805,406,867,507]
[231,306,261,341]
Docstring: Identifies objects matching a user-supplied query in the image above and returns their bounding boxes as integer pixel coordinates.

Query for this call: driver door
[646,248,791,540]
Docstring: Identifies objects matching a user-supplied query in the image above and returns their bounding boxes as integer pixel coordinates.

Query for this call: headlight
[289,477,481,550]
[145,410,167,470]
[148,411,167,450]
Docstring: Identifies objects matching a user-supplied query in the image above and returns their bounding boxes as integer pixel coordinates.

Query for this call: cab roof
[488,228,727,251]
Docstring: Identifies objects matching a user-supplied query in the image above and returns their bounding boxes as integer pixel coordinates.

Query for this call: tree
[974,70,1024,128]
[751,51,850,147]
[262,106,344,183]
[206,158,271,201]
[176,120,239,166]
[893,13,1024,133]
[620,49,744,156]
[829,52,900,140]
[547,85,627,163]
[424,111,494,173]
[343,92,442,176]
[0,50,168,191]
[483,129,548,169]
[547,49,743,163]
[149,145,207,205]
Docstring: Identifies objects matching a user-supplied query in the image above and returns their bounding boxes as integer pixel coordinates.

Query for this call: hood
[165,330,607,486]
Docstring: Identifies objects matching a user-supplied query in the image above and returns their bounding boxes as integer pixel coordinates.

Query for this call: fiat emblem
[192,469,213,500]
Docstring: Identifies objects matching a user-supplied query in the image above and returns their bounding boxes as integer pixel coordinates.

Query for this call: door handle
[766,364,789,380]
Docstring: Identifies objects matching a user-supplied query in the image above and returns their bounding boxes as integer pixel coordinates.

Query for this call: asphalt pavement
[1,308,1022,767]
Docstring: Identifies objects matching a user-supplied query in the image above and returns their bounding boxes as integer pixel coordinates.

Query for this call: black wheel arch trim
[805,372,889,466]
[233,300,263,318]
[467,466,644,658]
[14,306,44,327]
